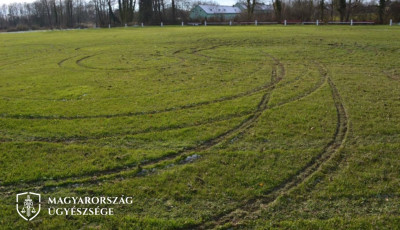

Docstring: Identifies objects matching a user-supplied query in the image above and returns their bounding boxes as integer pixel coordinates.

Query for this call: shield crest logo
[16,192,41,221]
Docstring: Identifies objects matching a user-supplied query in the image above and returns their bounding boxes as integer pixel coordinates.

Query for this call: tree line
[270,0,399,24]
[0,0,399,31]
[0,0,193,30]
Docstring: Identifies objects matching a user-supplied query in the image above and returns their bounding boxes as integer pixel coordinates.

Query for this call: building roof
[198,5,241,14]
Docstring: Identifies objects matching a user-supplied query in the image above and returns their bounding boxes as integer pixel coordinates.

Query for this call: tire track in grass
[0,112,253,144]
[0,59,321,196]
[193,64,349,229]
[0,47,285,143]
[73,45,220,71]
[0,53,284,193]
[272,61,327,108]
[383,69,400,81]
[0,79,274,120]
[1,44,268,119]
[217,61,327,147]
[5,46,268,102]
[0,68,273,121]
[0,58,322,198]
[0,62,308,144]
[0,57,36,70]
[325,42,399,82]
[57,54,79,66]
[1,44,69,69]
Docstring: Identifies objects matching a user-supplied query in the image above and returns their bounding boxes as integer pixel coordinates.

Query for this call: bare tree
[338,0,346,21]
[171,0,176,23]
[118,0,135,24]
[378,0,385,23]
[245,0,257,20]
[139,0,153,23]
[274,0,282,22]
[319,0,325,20]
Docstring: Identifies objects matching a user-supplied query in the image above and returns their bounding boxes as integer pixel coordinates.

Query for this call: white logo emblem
[16,192,41,221]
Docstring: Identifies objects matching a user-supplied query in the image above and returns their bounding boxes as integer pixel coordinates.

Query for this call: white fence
[182,20,399,27]
[127,20,398,28]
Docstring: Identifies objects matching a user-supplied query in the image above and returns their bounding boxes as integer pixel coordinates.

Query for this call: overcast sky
[1,0,35,4]
[1,0,247,6]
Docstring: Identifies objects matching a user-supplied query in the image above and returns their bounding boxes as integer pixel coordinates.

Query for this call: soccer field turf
[0,25,399,229]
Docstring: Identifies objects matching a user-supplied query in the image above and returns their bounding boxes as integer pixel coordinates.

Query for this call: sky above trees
[2,0,240,6]
[0,0,35,5]
[1,0,36,4]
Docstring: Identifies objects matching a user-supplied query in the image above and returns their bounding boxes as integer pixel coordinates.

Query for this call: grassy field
[0,25,399,229]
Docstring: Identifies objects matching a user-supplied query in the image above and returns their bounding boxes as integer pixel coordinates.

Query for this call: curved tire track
[0,63,309,144]
[0,53,284,193]
[0,112,252,144]
[193,66,348,229]
[2,45,271,120]
[0,82,273,120]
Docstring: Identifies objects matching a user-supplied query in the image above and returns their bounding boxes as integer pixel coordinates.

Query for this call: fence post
[284,20,287,26]
[255,20,257,26]
[141,22,143,27]
[350,19,353,26]
[316,20,319,26]
[229,20,232,26]
[205,21,207,26]
[390,19,392,26]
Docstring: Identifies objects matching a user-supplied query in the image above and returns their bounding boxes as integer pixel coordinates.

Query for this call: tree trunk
[171,0,175,23]
[346,0,352,21]
[320,0,324,21]
[338,0,346,22]
[246,0,252,20]
[378,0,385,24]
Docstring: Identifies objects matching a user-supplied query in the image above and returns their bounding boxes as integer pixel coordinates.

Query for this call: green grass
[0,25,399,229]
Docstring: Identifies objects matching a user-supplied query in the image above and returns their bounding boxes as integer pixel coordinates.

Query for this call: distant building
[234,3,274,14]
[189,3,274,21]
[189,5,241,21]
